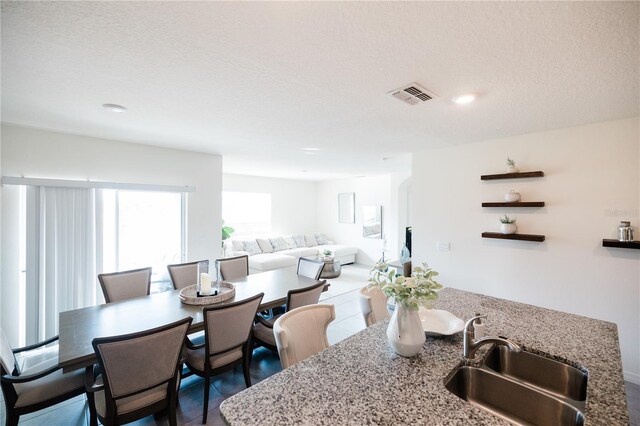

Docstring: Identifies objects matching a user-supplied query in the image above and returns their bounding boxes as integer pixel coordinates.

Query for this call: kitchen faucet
[463,314,521,359]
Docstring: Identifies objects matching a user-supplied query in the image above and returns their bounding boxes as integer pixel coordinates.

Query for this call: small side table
[318,257,341,279]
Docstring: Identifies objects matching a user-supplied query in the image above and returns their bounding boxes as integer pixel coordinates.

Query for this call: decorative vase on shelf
[387,302,425,357]
[504,190,521,202]
[506,165,519,173]
[501,223,517,234]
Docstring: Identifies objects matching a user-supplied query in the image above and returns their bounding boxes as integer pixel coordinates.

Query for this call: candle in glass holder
[200,272,212,295]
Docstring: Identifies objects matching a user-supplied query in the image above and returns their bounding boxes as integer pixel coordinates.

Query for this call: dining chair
[183,293,264,424]
[167,260,209,290]
[0,329,85,426]
[216,255,249,281]
[273,304,336,369]
[358,285,391,327]
[297,257,325,280]
[85,317,192,426]
[253,281,326,352]
[98,267,152,303]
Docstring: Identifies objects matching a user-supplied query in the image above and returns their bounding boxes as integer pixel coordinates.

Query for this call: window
[222,192,271,236]
[102,189,185,292]
[13,183,187,344]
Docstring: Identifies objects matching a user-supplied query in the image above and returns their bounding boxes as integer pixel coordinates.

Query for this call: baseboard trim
[624,370,640,385]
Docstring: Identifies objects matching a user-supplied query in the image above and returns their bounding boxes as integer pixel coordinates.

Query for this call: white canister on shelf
[504,190,521,202]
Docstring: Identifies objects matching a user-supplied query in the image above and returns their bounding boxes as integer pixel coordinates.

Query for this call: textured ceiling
[1,1,638,180]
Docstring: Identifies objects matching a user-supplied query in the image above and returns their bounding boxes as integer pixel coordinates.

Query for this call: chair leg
[202,376,210,424]
[6,411,19,426]
[87,393,98,426]
[168,393,178,426]
[243,349,252,388]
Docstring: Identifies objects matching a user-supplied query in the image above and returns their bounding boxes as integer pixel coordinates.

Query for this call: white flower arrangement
[368,260,443,311]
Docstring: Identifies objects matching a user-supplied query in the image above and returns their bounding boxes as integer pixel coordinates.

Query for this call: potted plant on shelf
[506,157,519,173]
[500,215,517,234]
[369,261,443,357]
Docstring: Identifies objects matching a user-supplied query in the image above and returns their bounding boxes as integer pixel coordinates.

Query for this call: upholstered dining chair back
[1,329,85,426]
[296,258,325,280]
[0,328,17,376]
[167,260,209,290]
[98,267,152,303]
[92,317,191,404]
[274,304,335,369]
[358,285,391,327]
[217,255,249,281]
[287,281,326,311]
[204,293,264,356]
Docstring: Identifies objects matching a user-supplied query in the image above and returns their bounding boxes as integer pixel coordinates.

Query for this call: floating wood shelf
[481,171,544,181]
[482,202,545,208]
[482,232,545,242]
[602,239,640,249]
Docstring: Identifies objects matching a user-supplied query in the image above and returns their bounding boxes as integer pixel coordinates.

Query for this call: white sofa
[223,233,357,273]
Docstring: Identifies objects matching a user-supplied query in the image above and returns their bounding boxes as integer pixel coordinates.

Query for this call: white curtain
[37,187,98,340]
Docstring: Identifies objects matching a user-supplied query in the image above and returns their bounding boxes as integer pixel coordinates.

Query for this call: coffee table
[317,256,341,278]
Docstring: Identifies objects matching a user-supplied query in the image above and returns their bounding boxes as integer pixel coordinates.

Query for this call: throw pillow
[284,236,297,249]
[232,240,244,251]
[293,234,306,247]
[305,234,318,247]
[315,233,329,245]
[269,237,289,252]
[243,240,262,256]
[256,238,274,253]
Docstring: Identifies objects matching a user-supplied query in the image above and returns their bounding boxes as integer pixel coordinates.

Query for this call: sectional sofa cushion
[317,244,357,258]
[256,238,274,253]
[283,236,297,249]
[248,253,298,271]
[232,240,245,251]
[305,235,318,247]
[293,234,306,247]
[315,233,329,245]
[243,240,262,256]
[279,247,317,258]
[269,237,289,252]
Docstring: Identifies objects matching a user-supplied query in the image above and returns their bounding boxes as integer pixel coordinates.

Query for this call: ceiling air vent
[388,83,437,106]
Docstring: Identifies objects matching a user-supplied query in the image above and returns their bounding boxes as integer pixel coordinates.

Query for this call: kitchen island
[220,288,629,425]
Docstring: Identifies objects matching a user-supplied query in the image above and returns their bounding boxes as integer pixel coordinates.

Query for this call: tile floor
[2,264,639,425]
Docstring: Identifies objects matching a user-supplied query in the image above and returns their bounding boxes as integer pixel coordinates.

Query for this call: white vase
[507,165,519,173]
[504,190,521,202]
[501,223,517,234]
[387,302,425,357]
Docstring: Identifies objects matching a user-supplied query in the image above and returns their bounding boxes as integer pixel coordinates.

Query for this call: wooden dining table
[58,267,326,373]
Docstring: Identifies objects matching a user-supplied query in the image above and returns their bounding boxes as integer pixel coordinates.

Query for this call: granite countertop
[220,288,629,425]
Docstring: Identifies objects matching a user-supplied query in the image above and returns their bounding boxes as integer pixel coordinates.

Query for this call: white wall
[316,173,410,265]
[223,174,317,235]
[412,117,640,382]
[0,124,222,345]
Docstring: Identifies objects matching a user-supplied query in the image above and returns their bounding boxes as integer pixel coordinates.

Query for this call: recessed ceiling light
[302,147,320,151]
[452,94,476,105]
[102,103,127,113]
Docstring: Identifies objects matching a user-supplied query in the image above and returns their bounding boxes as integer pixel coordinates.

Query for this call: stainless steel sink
[445,366,585,426]
[483,346,588,402]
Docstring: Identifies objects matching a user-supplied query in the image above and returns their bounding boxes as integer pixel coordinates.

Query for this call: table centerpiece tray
[179,282,235,305]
